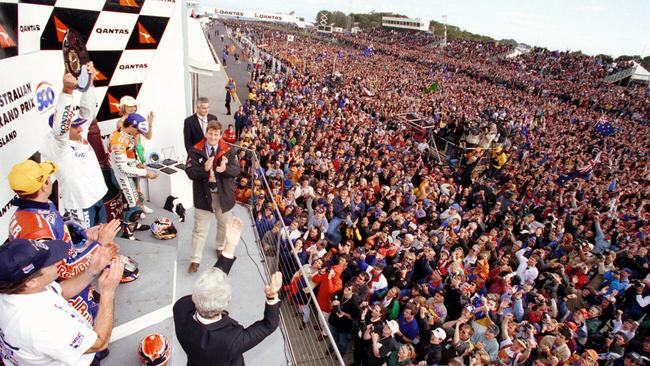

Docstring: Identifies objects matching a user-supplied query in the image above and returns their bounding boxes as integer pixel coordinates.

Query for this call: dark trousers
[235,126,243,141]
[225,101,231,115]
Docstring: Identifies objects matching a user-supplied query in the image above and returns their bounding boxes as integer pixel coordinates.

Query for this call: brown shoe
[188,262,200,273]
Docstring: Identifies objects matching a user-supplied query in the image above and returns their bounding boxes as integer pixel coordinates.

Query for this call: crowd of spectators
[219,19,649,366]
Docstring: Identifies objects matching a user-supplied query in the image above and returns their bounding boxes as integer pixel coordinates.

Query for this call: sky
[200,0,650,58]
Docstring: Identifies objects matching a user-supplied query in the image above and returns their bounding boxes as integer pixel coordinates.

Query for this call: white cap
[386,320,400,336]
[120,95,138,107]
[432,327,446,340]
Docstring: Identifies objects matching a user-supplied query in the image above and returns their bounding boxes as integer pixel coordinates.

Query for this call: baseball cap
[120,95,138,107]
[48,113,88,128]
[124,113,149,134]
[0,239,71,282]
[626,352,643,364]
[386,320,399,336]
[8,160,57,195]
[432,327,446,340]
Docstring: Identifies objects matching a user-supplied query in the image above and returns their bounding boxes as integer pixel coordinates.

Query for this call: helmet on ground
[150,217,177,240]
[120,255,140,283]
[138,333,170,366]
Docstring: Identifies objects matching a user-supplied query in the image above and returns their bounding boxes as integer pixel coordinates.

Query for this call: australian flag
[521,124,532,150]
[555,151,601,186]
[363,44,374,57]
[595,119,615,136]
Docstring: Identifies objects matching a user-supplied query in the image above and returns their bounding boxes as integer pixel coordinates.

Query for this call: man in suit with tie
[183,97,218,152]
[185,121,240,273]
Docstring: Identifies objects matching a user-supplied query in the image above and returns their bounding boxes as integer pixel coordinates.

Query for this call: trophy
[62,29,91,91]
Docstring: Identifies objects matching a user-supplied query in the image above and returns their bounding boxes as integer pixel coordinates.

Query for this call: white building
[382,16,429,32]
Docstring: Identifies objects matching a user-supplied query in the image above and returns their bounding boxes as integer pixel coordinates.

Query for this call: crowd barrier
[236,146,345,366]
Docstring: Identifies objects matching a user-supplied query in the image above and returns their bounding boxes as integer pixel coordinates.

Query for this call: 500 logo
[35,82,56,113]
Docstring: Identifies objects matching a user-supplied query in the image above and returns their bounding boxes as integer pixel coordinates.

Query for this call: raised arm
[213,217,244,274]
[230,272,282,355]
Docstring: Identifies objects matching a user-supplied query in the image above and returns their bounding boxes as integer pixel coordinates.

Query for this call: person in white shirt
[0,238,124,366]
[516,247,539,284]
[366,264,388,298]
[294,178,314,201]
[41,66,107,229]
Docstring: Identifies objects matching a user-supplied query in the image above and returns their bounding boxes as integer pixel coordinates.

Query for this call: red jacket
[312,265,344,312]
[223,128,236,144]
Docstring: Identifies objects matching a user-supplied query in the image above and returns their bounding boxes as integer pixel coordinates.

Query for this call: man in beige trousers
[185,121,240,273]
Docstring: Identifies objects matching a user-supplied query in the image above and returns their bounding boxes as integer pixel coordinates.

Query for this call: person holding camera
[365,320,400,366]
[327,283,360,355]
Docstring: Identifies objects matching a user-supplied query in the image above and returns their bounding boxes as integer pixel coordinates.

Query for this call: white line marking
[172,258,178,301]
[109,304,173,343]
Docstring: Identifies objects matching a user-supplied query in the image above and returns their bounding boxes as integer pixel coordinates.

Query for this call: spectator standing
[225,85,232,115]
[234,106,247,141]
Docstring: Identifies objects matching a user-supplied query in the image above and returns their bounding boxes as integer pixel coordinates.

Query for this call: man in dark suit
[173,218,283,366]
[183,97,218,152]
[224,87,232,115]
[185,121,240,273]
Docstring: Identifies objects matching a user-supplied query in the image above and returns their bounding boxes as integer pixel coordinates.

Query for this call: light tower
[442,15,448,47]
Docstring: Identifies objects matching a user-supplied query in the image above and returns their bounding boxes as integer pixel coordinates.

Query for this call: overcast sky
[200,0,650,57]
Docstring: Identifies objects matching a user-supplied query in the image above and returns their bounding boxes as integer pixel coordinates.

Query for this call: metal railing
[232,145,344,366]
[222,24,289,75]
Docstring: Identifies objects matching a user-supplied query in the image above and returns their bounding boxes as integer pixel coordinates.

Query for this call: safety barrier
[233,146,345,366]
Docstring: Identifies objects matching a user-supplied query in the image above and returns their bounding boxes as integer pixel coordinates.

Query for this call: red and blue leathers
[8,198,100,324]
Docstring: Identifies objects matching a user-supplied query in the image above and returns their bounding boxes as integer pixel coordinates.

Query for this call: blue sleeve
[357,259,369,273]
[297,250,309,265]
[513,298,524,322]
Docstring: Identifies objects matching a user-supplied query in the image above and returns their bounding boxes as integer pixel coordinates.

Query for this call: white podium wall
[144,163,194,210]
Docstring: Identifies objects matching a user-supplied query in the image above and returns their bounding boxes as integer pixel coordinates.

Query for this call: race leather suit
[8,198,100,324]
[107,129,146,221]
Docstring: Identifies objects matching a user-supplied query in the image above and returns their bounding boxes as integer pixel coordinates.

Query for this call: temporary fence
[232,144,345,366]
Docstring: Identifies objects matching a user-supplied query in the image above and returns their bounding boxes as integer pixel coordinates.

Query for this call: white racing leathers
[107,128,146,221]
[41,87,107,228]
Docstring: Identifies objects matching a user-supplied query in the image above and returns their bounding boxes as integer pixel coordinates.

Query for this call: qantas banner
[0,0,186,240]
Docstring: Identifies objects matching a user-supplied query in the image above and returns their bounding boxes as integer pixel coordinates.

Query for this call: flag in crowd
[423,81,439,94]
[521,124,532,150]
[595,118,615,136]
[555,151,602,186]
[363,44,374,57]
[361,85,374,97]
[608,178,618,192]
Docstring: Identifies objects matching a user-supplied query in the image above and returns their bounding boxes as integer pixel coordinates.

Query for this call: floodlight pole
[442,15,448,46]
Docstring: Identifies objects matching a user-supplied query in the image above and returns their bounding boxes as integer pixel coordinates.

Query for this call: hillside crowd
[220,20,648,366]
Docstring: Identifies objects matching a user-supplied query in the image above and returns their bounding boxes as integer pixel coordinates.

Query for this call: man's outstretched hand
[223,217,243,256]
[264,272,282,299]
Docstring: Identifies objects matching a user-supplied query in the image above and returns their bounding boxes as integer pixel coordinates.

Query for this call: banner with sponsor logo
[0,0,186,241]
[212,7,306,28]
